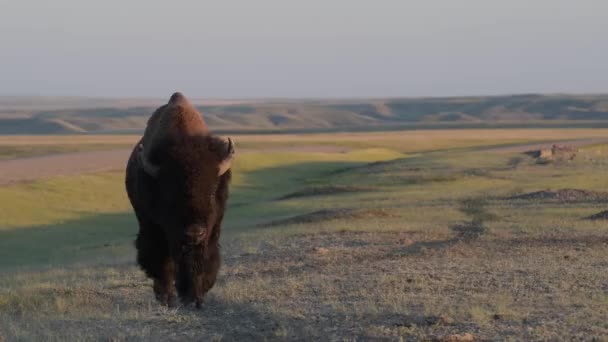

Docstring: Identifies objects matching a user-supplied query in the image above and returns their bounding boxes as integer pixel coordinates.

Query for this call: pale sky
[0,0,606,98]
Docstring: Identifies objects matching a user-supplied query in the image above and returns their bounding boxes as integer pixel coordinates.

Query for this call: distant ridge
[1,94,608,134]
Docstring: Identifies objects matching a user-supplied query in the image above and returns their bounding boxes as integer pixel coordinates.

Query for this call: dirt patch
[585,210,608,221]
[506,189,608,202]
[490,138,608,154]
[0,144,351,185]
[278,185,373,200]
[0,149,132,185]
[260,208,396,227]
[523,144,579,163]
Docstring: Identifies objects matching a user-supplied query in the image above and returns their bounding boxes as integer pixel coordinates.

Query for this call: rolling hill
[1,94,608,134]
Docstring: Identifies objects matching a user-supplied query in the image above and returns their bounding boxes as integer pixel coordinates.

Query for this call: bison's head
[137,133,235,245]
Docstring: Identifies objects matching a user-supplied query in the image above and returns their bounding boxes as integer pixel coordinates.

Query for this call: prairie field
[0,129,607,341]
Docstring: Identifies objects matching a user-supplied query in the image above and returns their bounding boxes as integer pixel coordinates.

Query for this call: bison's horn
[137,144,160,178]
[218,138,235,176]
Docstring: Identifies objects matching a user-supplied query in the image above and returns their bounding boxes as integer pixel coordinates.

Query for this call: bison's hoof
[167,295,178,308]
[153,280,177,307]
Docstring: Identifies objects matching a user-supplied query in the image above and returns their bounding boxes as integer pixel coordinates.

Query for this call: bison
[125,92,234,308]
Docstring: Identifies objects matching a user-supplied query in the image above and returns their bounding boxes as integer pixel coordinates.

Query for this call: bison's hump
[169,92,190,106]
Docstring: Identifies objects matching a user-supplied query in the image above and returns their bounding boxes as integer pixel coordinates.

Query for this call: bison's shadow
[184,295,312,341]
[177,293,459,341]
[0,212,138,271]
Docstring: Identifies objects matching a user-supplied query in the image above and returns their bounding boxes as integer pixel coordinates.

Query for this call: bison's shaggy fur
[125,92,234,307]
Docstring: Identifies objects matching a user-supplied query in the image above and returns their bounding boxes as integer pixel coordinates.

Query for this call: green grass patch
[0,172,130,230]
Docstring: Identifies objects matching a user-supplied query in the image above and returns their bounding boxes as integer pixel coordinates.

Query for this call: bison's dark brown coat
[125,92,234,307]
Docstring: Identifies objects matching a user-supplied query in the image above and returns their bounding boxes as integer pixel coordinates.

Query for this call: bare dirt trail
[487,138,608,154]
[0,145,350,186]
[0,149,132,185]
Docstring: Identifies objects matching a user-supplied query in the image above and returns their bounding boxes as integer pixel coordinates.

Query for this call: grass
[0,213,136,271]
[0,130,607,340]
[0,147,403,230]
[0,172,130,229]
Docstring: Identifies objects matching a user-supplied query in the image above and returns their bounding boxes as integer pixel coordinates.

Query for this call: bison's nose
[185,225,206,245]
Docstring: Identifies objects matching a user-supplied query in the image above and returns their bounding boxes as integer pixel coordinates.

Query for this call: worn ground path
[0,149,132,185]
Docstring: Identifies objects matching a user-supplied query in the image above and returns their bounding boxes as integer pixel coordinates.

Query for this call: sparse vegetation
[1,131,607,340]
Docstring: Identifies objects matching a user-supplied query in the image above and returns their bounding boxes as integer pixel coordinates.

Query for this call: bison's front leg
[176,245,203,307]
[177,227,218,308]
[190,248,208,309]
[192,243,221,308]
[202,243,221,295]
[176,244,218,308]
[135,224,177,307]
[153,257,177,307]
[193,275,204,309]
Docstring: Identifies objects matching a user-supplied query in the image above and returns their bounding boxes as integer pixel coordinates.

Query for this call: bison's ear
[218,138,235,176]
[137,144,161,178]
